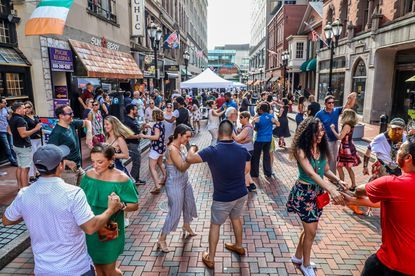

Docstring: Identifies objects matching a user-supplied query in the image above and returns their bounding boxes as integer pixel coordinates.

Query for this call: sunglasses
[239,116,246,119]
[167,106,172,108]
[25,106,32,108]
[63,112,74,116]
[93,104,99,106]
[326,101,335,104]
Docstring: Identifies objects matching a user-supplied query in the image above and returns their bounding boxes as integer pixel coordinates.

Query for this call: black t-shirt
[24,115,41,140]
[71,90,82,119]
[9,114,31,147]
[124,115,140,145]
[176,107,190,126]
[308,102,321,117]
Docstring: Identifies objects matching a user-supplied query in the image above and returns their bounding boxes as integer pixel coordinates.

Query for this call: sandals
[157,240,170,253]
[150,187,161,194]
[202,252,214,269]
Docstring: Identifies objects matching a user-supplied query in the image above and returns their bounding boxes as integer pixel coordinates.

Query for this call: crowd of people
[1,84,414,276]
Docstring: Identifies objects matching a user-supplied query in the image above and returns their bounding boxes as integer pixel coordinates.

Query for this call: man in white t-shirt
[2,144,122,276]
[131,91,145,121]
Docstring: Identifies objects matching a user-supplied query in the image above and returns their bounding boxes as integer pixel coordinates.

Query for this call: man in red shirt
[215,93,225,109]
[347,141,415,276]
[79,83,94,110]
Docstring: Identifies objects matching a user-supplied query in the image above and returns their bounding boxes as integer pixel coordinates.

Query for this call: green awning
[300,60,310,72]
[306,58,317,72]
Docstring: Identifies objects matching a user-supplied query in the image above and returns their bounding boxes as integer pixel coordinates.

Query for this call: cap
[33,144,70,172]
[390,118,406,129]
[176,96,185,105]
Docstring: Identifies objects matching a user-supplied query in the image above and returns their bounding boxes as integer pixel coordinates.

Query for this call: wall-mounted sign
[131,0,145,37]
[54,86,68,99]
[164,64,179,72]
[144,55,164,78]
[49,47,74,72]
[90,36,120,51]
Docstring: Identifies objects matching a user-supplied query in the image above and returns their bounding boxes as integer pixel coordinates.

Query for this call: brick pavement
[0,121,381,275]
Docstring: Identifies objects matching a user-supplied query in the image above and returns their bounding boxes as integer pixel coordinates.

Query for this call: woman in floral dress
[286,117,347,276]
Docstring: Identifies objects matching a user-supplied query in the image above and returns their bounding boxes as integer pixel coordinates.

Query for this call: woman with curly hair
[286,117,347,276]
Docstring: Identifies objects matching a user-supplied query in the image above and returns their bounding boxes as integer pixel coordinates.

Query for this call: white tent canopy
[180,68,233,89]
[230,81,247,88]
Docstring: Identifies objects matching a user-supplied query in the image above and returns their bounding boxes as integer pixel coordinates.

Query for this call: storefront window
[352,59,366,115]
[0,20,10,44]
[6,73,24,97]
[318,73,345,106]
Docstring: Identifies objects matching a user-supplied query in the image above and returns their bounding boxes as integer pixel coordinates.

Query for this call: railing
[87,0,117,24]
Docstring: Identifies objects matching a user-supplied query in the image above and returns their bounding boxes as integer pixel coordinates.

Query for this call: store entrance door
[393,70,415,121]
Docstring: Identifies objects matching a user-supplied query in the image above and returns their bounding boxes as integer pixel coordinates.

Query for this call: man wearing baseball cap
[2,144,123,275]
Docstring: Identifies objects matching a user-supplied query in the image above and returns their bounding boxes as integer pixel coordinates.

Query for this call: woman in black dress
[275,98,291,148]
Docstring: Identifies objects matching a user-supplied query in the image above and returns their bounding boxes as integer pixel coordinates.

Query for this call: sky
[207,0,251,50]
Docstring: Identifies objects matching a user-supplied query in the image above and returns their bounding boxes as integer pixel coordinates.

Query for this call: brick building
[317,0,415,123]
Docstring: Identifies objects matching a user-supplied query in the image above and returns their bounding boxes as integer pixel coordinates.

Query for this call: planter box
[353,123,365,139]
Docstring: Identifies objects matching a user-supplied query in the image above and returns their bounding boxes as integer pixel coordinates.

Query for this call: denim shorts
[13,146,32,168]
[211,195,247,225]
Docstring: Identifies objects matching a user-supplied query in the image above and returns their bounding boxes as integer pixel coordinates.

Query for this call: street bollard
[379,114,388,133]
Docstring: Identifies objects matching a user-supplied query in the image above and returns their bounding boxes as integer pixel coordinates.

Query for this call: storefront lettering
[90,36,120,51]
[131,0,145,37]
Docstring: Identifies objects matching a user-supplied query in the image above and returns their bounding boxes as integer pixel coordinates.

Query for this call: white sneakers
[291,255,317,268]
[300,264,316,276]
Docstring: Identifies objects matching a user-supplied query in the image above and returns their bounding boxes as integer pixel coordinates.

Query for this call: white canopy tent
[230,81,247,88]
[180,68,233,89]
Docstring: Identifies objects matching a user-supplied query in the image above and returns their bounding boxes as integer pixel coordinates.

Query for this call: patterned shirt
[151,122,166,154]
[0,107,9,133]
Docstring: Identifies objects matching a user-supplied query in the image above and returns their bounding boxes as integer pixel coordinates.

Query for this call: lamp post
[281,50,289,97]
[183,50,190,81]
[147,22,163,90]
[324,19,343,95]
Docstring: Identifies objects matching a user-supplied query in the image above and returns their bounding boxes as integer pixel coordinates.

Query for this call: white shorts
[149,149,162,160]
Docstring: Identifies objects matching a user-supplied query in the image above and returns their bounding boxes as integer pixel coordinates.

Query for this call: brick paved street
[0,122,381,275]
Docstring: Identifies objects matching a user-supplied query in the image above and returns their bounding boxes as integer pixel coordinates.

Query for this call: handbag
[97,211,120,242]
[316,192,330,209]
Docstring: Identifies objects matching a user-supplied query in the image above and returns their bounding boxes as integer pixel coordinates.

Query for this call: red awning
[69,39,143,79]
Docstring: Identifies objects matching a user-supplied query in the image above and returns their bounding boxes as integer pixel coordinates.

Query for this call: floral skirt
[286,181,324,223]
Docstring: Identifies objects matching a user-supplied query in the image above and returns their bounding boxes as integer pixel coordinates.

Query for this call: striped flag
[164,31,180,49]
[303,21,328,47]
[311,30,318,42]
[196,50,204,58]
[25,0,74,36]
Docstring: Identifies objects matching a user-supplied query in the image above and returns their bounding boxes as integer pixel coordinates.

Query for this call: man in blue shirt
[221,92,238,110]
[315,92,356,173]
[251,102,279,178]
[0,97,17,166]
[153,89,163,108]
[186,120,251,269]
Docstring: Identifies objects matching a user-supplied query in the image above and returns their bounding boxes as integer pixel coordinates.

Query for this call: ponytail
[167,135,174,146]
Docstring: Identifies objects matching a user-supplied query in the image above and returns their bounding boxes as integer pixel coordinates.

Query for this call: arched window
[352,59,367,114]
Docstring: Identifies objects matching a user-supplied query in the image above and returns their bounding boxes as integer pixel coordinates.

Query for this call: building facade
[318,0,415,123]
[208,44,249,82]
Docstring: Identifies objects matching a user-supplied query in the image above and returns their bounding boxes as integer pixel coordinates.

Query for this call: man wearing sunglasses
[315,92,357,173]
[48,105,92,186]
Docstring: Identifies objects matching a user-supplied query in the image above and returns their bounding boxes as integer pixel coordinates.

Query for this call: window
[296,42,304,59]
[400,0,415,16]
[87,0,117,24]
[6,73,24,97]
[0,21,10,43]
[352,59,367,115]
[0,0,6,14]
[0,47,26,64]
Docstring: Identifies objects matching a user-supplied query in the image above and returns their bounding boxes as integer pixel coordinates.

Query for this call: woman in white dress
[206,100,225,146]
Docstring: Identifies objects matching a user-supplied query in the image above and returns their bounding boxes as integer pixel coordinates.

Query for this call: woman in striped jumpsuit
[157,124,198,253]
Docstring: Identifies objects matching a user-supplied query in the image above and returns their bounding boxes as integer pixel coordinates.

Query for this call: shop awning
[247,80,254,85]
[306,58,317,71]
[270,76,280,82]
[166,72,179,78]
[181,68,192,77]
[253,80,260,85]
[0,47,31,66]
[300,59,310,72]
[69,39,143,79]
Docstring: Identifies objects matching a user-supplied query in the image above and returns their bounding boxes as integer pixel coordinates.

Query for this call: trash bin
[109,91,125,122]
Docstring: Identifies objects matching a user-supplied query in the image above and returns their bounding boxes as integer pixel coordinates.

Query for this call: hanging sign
[49,47,74,72]
[131,0,145,37]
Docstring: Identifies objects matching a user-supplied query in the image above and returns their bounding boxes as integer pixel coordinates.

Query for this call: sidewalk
[0,122,381,275]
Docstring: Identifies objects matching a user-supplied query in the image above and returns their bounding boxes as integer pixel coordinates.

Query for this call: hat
[176,96,185,105]
[390,118,406,129]
[33,144,70,172]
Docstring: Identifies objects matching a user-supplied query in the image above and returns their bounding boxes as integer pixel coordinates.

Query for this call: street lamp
[281,50,289,97]
[147,22,163,90]
[324,19,343,95]
[183,50,190,81]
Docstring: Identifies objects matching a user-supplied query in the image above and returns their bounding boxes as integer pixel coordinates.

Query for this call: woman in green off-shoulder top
[80,144,139,276]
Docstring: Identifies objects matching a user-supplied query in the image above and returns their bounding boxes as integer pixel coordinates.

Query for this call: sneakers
[135,179,146,185]
[300,264,316,276]
[124,218,130,228]
[248,183,257,192]
[291,255,316,268]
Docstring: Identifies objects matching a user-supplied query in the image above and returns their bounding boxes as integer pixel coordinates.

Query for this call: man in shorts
[9,102,42,188]
[186,120,251,269]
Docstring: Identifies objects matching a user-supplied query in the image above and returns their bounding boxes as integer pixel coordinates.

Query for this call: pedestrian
[275,98,291,148]
[157,124,197,253]
[191,98,202,133]
[307,95,320,117]
[164,96,191,128]
[286,117,346,276]
[344,140,415,276]
[239,92,255,114]
[10,102,42,189]
[145,99,155,123]
[154,89,163,108]
[315,92,357,173]
[163,102,175,144]
[0,97,17,166]
[23,101,42,182]
[104,116,133,178]
[233,111,256,192]
[206,100,225,146]
[124,91,132,107]
[48,104,93,186]
[102,93,111,118]
[95,87,109,117]
[131,91,145,122]
[80,144,138,276]
[225,107,238,128]
[222,92,238,110]
[250,102,279,178]
[186,120,251,269]
[2,144,123,275]
[295,96,306,127]
[287,92,294,113]
[330,109,362,215]
[79,83,94,111]
[87,100,105,146]
[124,104,146,185]
[139,108,167,194]
[82,98,94,120]
[215,92,226,109]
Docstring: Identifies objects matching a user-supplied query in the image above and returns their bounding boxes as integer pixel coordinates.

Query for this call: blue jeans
[0,132,17,164]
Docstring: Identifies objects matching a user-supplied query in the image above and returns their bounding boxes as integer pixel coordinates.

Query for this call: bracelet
[121,202,127,211]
